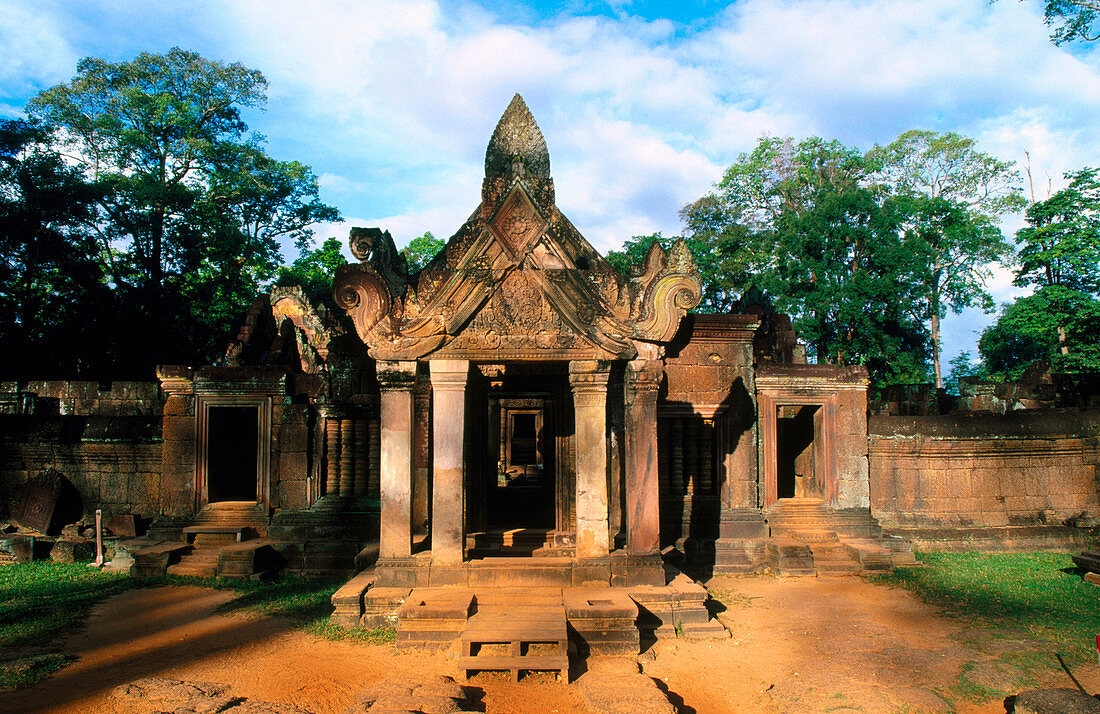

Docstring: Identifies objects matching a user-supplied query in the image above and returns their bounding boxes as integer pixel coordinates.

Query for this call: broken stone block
[49,537,95,563]
[107,513,139,538]
[1009,688,1100,713]
[112,677,229,706]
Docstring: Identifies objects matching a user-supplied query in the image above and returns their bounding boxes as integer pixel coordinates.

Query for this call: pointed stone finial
[485,93,550,180]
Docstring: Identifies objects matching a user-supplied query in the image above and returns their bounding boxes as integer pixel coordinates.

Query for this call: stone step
[167,560,218,578]
[459,607,569,682]
[1072,551,1100,574]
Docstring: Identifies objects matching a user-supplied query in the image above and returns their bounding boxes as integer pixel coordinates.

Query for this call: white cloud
[6,0,1100,363]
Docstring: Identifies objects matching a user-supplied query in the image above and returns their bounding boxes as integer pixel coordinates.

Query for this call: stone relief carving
[332,94,702,362]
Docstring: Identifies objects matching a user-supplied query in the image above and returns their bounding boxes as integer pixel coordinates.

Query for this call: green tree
[870,130,1022,389]
[979,285,1100,379]
[276,236,348,307]
[27,48,338,372]
[401,231,444,272]
[679,136,930,383]
[0,119,111,376]
[1000,0,1100,44]
[1014,167,1100,294]
[943,351,985,395]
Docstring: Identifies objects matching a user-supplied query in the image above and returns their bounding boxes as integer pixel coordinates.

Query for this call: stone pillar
[412,371,432,534]
[368,414,381,498]
[429,360,469,567]
[670,419,684,495]
[378,361,417,560]
[569,360,611,562]
[325,416,341,497]
[353,418,369,498]
[625,359,663,557]
[339,418,354,498]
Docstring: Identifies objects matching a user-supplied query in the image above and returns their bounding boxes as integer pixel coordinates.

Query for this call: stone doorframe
[194,394,273,511]
[757,391,837,509]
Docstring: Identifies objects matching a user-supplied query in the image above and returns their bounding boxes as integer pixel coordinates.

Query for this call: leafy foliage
[20,48,338,376]
[1036,0,1099,44]
[679,136,931,384]
[869,131,1022,388]
[1014,167,1100,294]
[0,119,114,376]
[979,285,1100,379]
[400,231,444,272]
[276,236,348,308]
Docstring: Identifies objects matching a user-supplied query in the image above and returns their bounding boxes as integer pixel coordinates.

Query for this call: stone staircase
[459,599,570,682]
[135,501,275,579]
[764,499,909,576]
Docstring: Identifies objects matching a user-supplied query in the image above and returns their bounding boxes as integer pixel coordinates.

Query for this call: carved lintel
[631,239,702,343]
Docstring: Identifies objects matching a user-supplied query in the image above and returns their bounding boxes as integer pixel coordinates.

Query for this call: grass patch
[878,552,1100,663]
[0,564,393,690]
[0,562,136,689]
[877,552,1100,700]
[164,573,396,645]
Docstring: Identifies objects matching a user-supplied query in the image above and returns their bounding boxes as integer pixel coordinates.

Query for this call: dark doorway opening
[207,406,258,502]
[776,404,821,500]
[488,404,555,530]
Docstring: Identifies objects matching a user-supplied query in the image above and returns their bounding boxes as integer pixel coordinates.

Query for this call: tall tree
[276,236,348,308]
[1014,167,1100,294]
[27,48,338,372]
[679,136,930,383]
[870,130,1023,388]
[0,119,109,376]
[979,285,1100,379]
[401,231,444,272]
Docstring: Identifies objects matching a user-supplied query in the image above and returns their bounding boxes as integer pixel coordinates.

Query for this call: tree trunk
[931,290,942,390]
[1058,324,1069,355]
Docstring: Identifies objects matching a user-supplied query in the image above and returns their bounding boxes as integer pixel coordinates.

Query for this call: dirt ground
[4,575,1097,714]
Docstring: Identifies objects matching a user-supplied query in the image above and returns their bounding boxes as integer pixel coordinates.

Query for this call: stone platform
[331,575,729,663]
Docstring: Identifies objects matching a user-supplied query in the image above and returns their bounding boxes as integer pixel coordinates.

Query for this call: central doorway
[775,404,822,500]
[206,406,259,503]
[487,397,555,530]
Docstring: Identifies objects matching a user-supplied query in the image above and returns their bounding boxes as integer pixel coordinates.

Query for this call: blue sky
[3,0,1100,366]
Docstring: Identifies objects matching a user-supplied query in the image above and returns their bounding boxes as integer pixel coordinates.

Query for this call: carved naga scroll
[630,239,703,343]
[334,263,392,338]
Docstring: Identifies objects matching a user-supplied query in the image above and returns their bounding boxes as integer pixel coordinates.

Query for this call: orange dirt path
[5,577,1096,713]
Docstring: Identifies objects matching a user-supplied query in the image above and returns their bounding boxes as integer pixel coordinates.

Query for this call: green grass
[877,552,1100,700]
[0,564,393,690]
[0,562,137,689]
[182,575,396,644]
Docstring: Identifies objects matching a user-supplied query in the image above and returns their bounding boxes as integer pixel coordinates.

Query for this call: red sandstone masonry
[869,412,1100,530]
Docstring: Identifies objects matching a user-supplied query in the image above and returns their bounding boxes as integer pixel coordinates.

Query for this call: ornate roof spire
[484,93,550,180]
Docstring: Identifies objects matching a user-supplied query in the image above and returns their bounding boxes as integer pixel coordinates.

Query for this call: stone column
[569,360,611,561]
[412,371,432,534]
[325,415,341,497]
[377,361,417,560]
[353,418,369,498]
[429,360,469,567]
[368,414,381,498]
[625,359,663,556]
[339,418,354,498]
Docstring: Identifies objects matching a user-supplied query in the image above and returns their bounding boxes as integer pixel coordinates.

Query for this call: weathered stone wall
[0,380,165,521]
[869,411,1100,530]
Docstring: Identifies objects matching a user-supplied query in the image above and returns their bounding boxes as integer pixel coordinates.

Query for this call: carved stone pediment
[333,93,701,362]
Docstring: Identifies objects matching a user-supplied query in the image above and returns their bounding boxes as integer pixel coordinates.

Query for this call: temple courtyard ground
[2,557,1099,713]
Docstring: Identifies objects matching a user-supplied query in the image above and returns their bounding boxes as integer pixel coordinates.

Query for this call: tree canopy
[15,48,339,376]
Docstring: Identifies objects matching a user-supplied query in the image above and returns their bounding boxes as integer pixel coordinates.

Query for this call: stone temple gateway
[326,94,885,599]
[4,93,1096,674]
